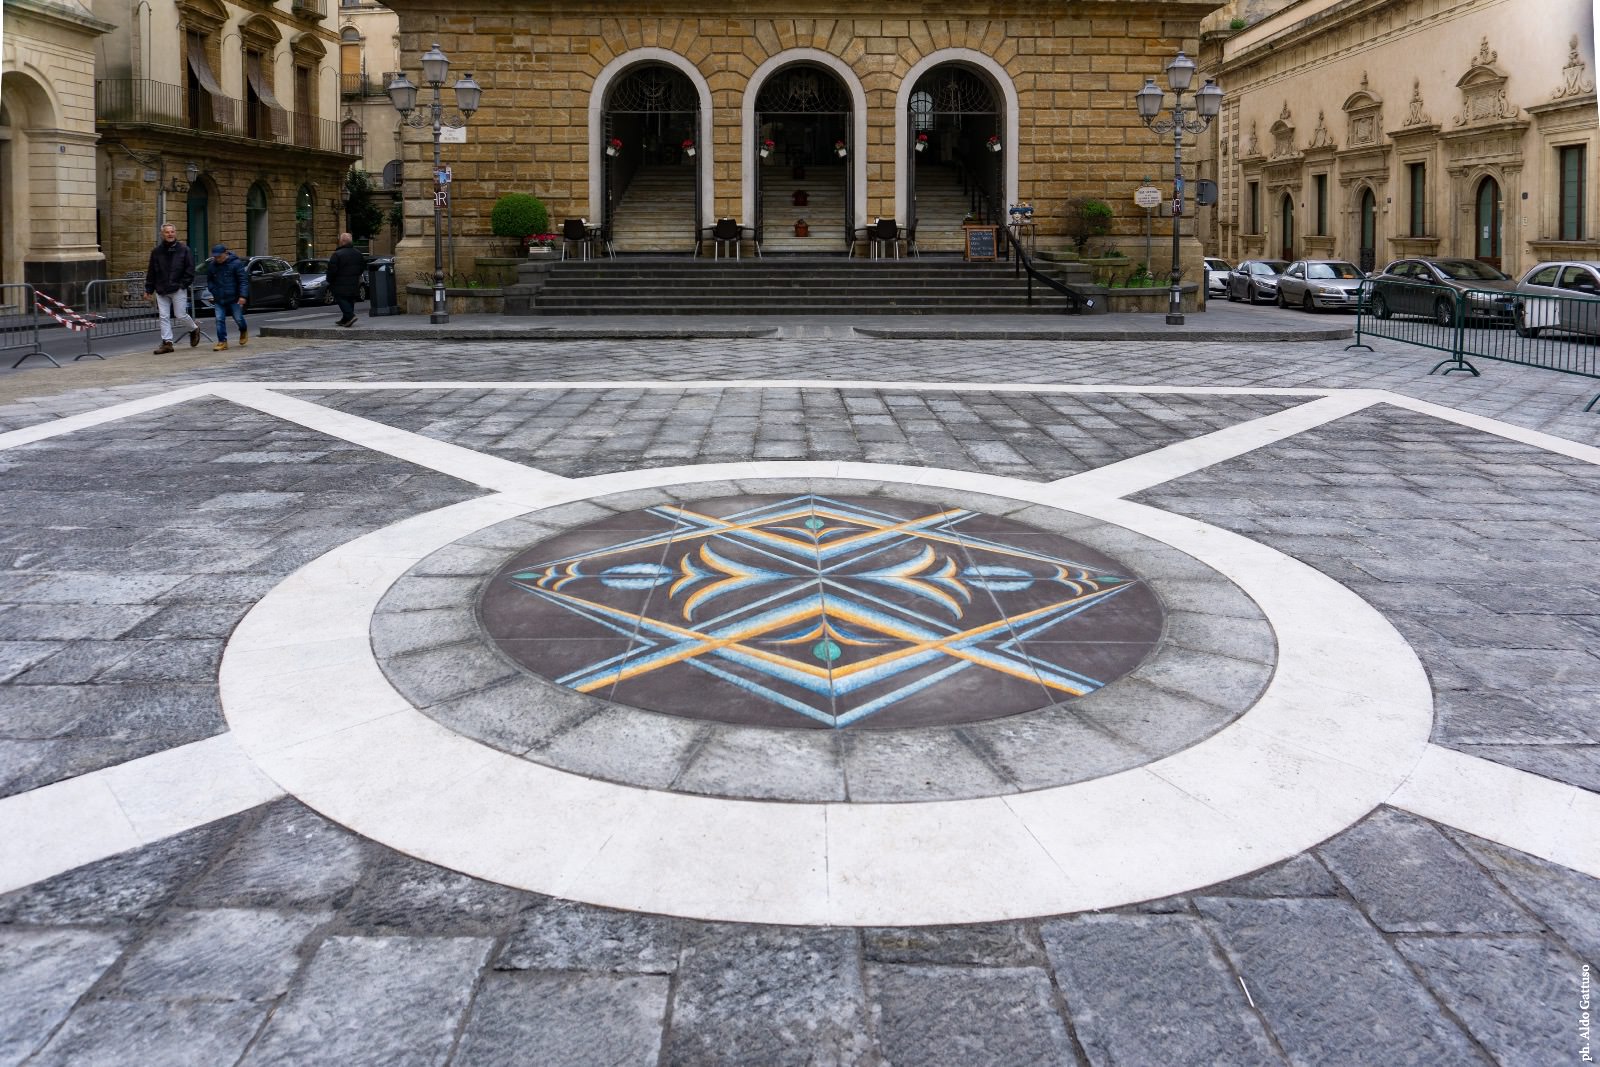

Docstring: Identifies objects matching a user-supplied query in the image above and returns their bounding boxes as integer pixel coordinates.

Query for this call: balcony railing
[97,79,347,153]
[290,0,327,20]
[340,73,394,98]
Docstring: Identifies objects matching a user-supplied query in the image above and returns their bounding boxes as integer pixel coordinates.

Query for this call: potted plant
[794,218,809,237]
[915,132,929,153]
[834,139,847,158]
[986,134,1002,153]
[793,190,808,207]
[760,138,775,159]
[490,193,549,256]
[605,136,622,157]
[524,233,558,256]
[682,138,696,158]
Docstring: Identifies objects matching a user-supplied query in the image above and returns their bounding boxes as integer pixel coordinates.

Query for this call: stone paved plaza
[0,323,1596,1065]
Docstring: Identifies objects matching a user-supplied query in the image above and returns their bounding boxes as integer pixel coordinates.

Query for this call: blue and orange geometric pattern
[482,496,1161,729]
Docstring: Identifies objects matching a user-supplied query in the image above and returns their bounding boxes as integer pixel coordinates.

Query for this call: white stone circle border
[220,459,1434,926]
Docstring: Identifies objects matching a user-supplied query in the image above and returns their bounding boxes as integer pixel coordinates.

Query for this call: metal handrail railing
[1001,228,1085,314]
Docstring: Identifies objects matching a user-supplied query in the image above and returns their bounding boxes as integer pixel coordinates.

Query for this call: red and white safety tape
[33,291,97,332]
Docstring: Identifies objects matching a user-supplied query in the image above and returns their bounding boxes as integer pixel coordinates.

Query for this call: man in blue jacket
[143,223,199,353]
[205,245,250,351]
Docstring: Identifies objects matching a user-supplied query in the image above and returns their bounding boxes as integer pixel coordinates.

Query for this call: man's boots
[153,341,175,354]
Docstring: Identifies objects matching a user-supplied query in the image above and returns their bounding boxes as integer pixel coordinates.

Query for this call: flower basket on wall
[605,137,622,157]
[915,133,929,153]
[682,139,696,157]
[760,139,775,159]
[987,135,1002,153]
[834,139,847,158]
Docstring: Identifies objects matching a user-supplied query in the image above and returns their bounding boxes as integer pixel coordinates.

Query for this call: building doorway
[1475,176,1501,270]
[296,184,315,260]
[906,64,1001,253]
[246,182,270,256]
[1279,193,1295,261]
[1358,187,1377,273]
[186,181,210,261]
[754,64,853,251]
[601,64,699,252]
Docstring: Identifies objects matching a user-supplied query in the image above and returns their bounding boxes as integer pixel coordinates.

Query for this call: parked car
[1367,257,1516,326]
[196,256,302,311]
[1275,259,1366,312]
[1204,257,1231,295]
[293,259,335,305]
[1513,260,1600,338]
[1226,259,1290,304]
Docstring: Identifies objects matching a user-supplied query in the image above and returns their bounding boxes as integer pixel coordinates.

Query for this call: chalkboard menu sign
[963,225,997,262]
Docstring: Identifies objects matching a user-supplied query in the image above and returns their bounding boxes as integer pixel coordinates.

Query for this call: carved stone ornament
[1306,110,1335,150]
[1403,79,1432,127]
[1247,121,1260,157]
[1454,36,1521,126]
[1554,35,1596,99]
[1270,102,1296,158]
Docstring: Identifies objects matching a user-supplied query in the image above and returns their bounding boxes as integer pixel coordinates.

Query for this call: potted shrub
[1063,197,1113,255]
[490,193,549,256]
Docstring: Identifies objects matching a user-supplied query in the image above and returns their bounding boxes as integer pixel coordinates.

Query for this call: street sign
[1134,186,1162,208]
[439,127,466,144]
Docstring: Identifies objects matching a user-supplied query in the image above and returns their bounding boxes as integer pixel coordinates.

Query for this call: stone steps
[612,165,698,252]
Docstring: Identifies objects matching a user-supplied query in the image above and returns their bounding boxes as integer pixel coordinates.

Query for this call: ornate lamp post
[1135,53,1222,325]
[387,44,482,324]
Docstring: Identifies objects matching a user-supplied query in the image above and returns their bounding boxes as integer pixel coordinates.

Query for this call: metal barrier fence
[80,279,213,360]
[0,284,46,368]
[1348,278,1600,411]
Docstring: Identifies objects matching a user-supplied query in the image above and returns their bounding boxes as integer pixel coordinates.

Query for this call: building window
[294,64,313,146]
[1313,174,1327,235]
[1408,163,1426,237]
[1247,181,1260,233]
[342,119,365,156]
[1560,145,1586,242]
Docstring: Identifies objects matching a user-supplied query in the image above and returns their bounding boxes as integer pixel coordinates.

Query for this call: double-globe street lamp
[1135,52,1222,325]
[387,44,483,324]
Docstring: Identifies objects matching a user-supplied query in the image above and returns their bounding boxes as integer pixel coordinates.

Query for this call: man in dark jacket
[324,232,366,327]
[205,245,250,351]
[144,223,199,353]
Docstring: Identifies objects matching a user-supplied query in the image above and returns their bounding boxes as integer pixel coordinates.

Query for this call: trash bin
[367,260,399,317]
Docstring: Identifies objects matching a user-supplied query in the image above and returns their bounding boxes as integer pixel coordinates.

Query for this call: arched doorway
[754,64,853,251]
[1279,193,1295,261]
[905,65,1002,253]
[1358,187,1377,273]
[1475,176,1501,269]
[296,184,315,260]
[186,180,211,261]
[601,64,700,252]
[246,182,270,256]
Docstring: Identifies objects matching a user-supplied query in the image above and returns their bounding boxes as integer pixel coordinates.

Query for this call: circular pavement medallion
[477,494,1165,730]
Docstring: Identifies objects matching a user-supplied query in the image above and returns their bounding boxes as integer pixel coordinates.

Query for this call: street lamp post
[387,44,482,324]
[1135,53,1222,325]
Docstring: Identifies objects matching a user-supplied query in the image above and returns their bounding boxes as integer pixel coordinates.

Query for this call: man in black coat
[144,223,199,353]
[324,232,366,327]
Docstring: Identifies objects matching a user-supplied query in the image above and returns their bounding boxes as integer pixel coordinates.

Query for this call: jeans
[154,289,196,342]
[214,300,247,341]
[333,293,356,322]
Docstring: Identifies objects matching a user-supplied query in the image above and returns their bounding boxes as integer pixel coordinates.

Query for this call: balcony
[97,79,347,154]
[290,0,327,21]
[340,72,394,98]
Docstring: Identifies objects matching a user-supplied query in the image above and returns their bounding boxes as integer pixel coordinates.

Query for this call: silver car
[1513,261,1600,338]
[1204,257,1231,295]
[1275,259,1366,312]
[1226,259,1289,304]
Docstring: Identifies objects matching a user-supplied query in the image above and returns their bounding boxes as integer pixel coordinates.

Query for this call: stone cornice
[5,0,114,36]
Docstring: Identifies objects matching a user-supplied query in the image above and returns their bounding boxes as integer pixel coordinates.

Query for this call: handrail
[1001,227,1085,314]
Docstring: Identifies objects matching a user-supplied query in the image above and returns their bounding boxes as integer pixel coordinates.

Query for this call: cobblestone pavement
[0,332,1595,1065]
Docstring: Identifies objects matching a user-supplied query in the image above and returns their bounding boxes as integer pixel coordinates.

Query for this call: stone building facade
[381,0,1221,283]
[1,0,112,302]
[1197,0,1598,276]
[92,0,355,279]
[337,0,404,255]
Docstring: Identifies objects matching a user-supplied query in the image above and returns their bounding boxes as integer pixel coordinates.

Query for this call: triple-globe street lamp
[1135,52,1223,325]
[387,44,483,324]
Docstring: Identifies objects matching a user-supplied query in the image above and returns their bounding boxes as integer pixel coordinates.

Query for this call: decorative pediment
[1305,109,1336,151]
[1553,35,1595,100]
[289,32,327,59]
[1402,78,1433,127]
[240,14,283,53]
[1454,36,1520,126]
[1269,101,1297,158]
[175,0,228,33]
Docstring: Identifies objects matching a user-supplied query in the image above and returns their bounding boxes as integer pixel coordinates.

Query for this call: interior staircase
[911,161,975,253]
[760,161,850,253]
[522,259,1077,315]
[609,164,697,254]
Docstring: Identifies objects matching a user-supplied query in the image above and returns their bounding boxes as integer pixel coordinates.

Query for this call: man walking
[325,232,366,327]
[206,244,250,351]
[144,223,200,353]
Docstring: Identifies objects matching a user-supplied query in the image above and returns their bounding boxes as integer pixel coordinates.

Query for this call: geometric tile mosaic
[479,495,1164,729]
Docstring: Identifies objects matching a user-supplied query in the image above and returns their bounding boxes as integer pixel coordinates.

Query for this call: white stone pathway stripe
[218,466,1437,926]
[0,385,210,451]
[1382,393,1600,467]
[207,384,574,494]
[0,733,284,895]
[1053,391,1385,497]
[1391,745,1600,880]
[262,380,1338,397]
